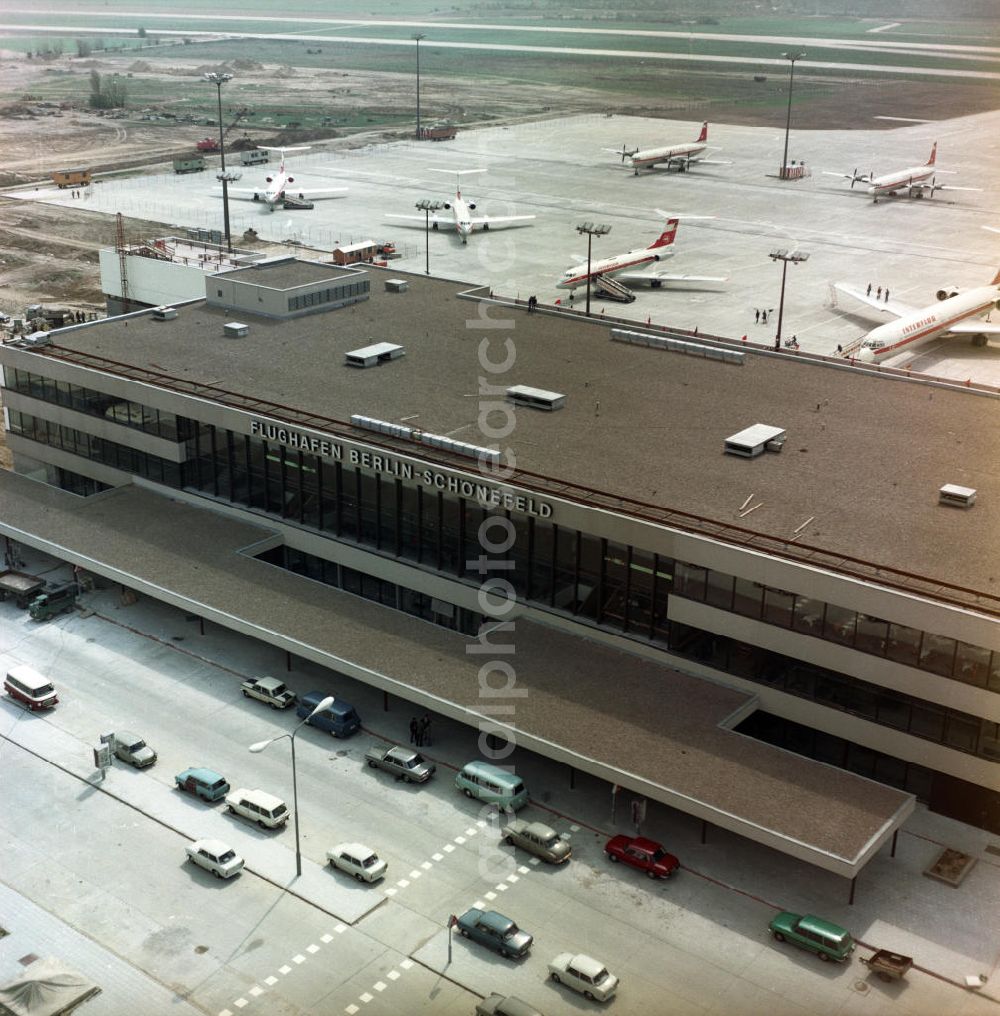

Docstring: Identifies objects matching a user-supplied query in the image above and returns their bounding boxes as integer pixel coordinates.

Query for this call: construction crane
[115,212,131,314]
[224,106,249,137]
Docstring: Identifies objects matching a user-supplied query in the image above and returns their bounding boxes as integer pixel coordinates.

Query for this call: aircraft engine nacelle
[443,201,452,210]
[288,176,294,183]
[265,176,273,183]
[468,201,476,210]
[651,253,662,261]
[936,286,961,301]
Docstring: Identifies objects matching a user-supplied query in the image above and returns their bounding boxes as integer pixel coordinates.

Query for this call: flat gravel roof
[0,474,912,876]
[33,266,1000,597]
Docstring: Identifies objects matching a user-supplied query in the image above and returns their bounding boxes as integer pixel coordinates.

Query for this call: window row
[5,369,193,442]
[9,412,181,486]
[287,281,368,311]
[674,562,1000,695]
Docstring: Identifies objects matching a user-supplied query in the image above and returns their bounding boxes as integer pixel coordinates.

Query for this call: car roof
[627,836,663,852]
[523,821,557,838]
[231,788,284,808]
[570,954,606,977]
[303,691,354,712]
[192,838,232,854]
[334,842,374,856]
[478,910,515,933]
[799,914,851,939]
[487,997,542,1016]
[181,766,225,781]
[116,730,142,742]
[255,676,285,688]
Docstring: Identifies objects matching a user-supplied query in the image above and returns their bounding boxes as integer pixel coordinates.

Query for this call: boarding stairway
[595,274,636,303]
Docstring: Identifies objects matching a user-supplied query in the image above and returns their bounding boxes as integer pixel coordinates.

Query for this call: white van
[4,665,58,710]
[225,788,289,829]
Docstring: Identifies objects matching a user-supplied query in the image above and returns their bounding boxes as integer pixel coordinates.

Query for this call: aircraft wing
[224,187,263,196]
[469,214,535,227]
[833,282,913,318]
[287,187,348,198]
[614,271,728,286]
[385,213,453,228]
[947,320,1000,335]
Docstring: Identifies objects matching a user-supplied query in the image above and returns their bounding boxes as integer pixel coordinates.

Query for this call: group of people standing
[866,283,891,302]
[409,713,433,747]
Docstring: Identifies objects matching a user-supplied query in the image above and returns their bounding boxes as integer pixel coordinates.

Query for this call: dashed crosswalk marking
[248,986,263,998]
[443,843,456,853]
[264,976,278,986]
[345,1005,359,1015]
[401,959,415,970]
[335,924,347,934]
[279,965,292,975]
[233,1001,248,1011]
[409,869,422,879]
[421,861,433,870]
[306,943,320,954]
[320,934,334,944]
[396,878,410,888]
[484,891,497,900]
[374,981,387,992]
[432,852,444,861]
[387,970,401,981]
[359,992,373,1003]
[292,954,306,965]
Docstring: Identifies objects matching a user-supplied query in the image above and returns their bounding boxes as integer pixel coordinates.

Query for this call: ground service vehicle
[0,569,45,607]
[173,157,205,174]
[51,168,92,189]
[365,744,435,782]
[768,912,855,962]
[241,676,296,708]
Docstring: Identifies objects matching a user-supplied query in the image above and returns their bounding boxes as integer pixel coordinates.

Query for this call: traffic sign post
[92,742,112,781]
[611,783,620,825]
[631,797,647,835]
[447,913,457,965]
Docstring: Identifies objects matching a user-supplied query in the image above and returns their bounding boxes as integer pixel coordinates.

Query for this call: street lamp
[249,694,334,877]
[575,222,611,317]
[415,198,444,275]
[413,33,426,140]
[779,52,805,180]
[203,71,237,252]
[769,248,809,349]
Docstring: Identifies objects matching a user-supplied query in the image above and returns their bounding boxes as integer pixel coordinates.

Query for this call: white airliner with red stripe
[556,218,725,290]
[824,143,979,203]
[836,270,1000,363]
[226,146,347,211]
[606,123,726,176]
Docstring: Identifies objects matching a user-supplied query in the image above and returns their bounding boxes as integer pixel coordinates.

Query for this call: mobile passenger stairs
[282,195,315,210]
[594,274,636,303]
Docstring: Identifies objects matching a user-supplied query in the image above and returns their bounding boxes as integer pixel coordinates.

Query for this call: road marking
[292,954,306,964]
[335,924,347,934]
[474,899,486,908]
[569,824,580,832]
[529,857,540,865]
[465,827,477,836]
[321,934,333,944]
[400,959,414,970]
[421,861,432,870]
[359,992,373,1003]
[432,853,444,861]
[346,1006,359,1015]
[518,866,530,874]
[443,844,455,853]
[454,836,466,844]
[388,970,400,981]
[374,981,387,992]
[409,869,421,879]
[384,886,397,896]
[484,891,497,900]
[219,1010,233,1016]
[396,879,410,888]
[495,882,508,892]
[279,965,292,975]
[264,976,278,986]
[234,1002,248,1011]
[307,943,320,954]
[248,986,263,998]
[507,874,519,883]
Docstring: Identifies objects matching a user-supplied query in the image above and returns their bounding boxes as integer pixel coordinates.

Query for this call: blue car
[456,908,533,959]
[175,767,230,802]
[297,691,362,738]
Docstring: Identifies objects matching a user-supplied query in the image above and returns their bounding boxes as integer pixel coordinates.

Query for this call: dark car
[297,691,361,737]
[768,912,855,962]
[604,834,679,879]
[456,908,533,959]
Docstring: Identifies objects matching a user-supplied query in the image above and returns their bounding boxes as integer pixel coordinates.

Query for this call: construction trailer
[51,168,92,189]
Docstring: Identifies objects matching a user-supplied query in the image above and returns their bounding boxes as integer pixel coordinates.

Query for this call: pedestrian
[409,716,418,744]
[866,283,872,296]
[884,288,890,302]
[762,310,768,324]
[741,334,747,342]
[755,308,760,324]
[693,325,698,335]
[837,343,843,353]
[876,286,882,299]
[420,713,432,747]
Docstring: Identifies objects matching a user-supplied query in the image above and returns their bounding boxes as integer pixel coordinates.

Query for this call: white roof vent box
[507,385,566,411]
[224,321,249,338]
[345,342,405,368]
[725,424,786,458]
[385,279,408,294]
[939,484,976,509]
[152,306,177,321]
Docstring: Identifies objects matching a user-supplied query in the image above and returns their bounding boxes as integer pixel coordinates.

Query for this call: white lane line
[233,1002,248,1011]
[219,1010,233,1016]
[518,866,530,874]
[396,879,410,888]
[421,861,432,870]
[409,869,422,879]
[465,827,477,836]
[495,882,508,892]
[484,891,497,900]
[384,886,398,896]
[335,924,347,934]
[443,844,455,853]
[507,874,519,883]
[454,836,466,844]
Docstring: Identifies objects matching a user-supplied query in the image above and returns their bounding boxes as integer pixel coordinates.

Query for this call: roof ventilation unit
[611,328,744,365]
[507,385,566,412]
[20,331,50,347]
[385,279,409,294]
[939,484,976,508]
[724,424,786,458]
[350,414,414,440]
[224,321,249,338]
[345,342,405,368]
[151,306,177,321]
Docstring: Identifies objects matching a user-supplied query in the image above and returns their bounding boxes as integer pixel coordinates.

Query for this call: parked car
[456,908,533,959]
[4,665,58,710]
[548,953,619,1002]
[297,691,361,737]
[326,842,387,883]
[503,820,571,864]
[112,730,157,768]
[225,788,289,829]
[768,912,855,962]
[365,743,436,783]
[456,760,528,810]
[175,767,230,802]
[475,995,545,1016]
[604,834,679,879]
[241,676,296,708]
[185,838,244,879]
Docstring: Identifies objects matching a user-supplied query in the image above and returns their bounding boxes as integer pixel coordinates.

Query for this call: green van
[455,761,529,811]
[768,912,855,962]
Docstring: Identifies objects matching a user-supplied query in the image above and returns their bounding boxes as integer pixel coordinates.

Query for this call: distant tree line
[89,69,127,109]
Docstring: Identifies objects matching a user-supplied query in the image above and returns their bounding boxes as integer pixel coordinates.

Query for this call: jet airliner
[226,147,347,211]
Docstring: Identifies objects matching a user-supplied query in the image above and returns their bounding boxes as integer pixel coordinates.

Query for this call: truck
[173,156,206,174]
[196,138,220,152]
[240,148,269,166]
[0,570,46,608]
[240,675,297,709]
[419,123,458,142]
[364,743,436,783]
[50,168,92,189]
[28,583,78,622]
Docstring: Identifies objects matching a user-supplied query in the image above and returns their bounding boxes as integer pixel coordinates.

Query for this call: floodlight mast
[769,248,809,349]
[575,222,612,317]
[779,52,805,181]
[204,71,235,252]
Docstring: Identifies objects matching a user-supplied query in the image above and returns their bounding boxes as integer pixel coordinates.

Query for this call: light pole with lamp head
[249,694,334,877]
[203,71,238,252]
[413,33,426,140]
[769,248,809,349]
[575,222,611,318]
[415,198,444,275]
[779,52,805,180]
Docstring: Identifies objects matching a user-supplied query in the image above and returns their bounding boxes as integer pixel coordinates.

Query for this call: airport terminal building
[3,255,999,882]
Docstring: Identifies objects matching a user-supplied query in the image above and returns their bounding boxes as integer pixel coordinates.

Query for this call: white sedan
[185,838,244,879]
[326,842,387,883]
[548,953,619,1002]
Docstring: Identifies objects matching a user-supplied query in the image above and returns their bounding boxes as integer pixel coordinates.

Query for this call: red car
[604,835,679,879]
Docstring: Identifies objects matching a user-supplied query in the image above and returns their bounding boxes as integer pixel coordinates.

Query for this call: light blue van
[297,691,361,738]
[455,761,529,811]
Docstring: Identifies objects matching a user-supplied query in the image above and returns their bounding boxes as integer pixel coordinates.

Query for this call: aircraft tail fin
[927,142,937,166]
[990,266,1000,286]
[697,122,709,143]
[650,219,680,250]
